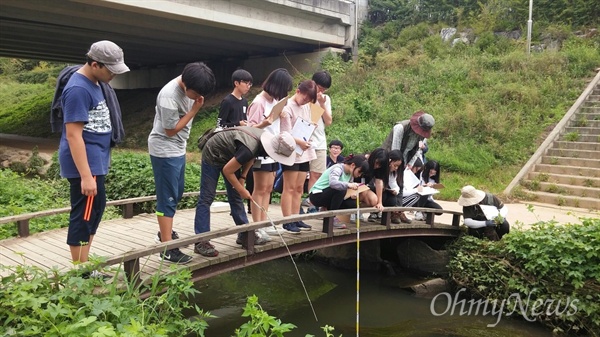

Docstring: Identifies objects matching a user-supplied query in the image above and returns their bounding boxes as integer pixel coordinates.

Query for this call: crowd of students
[55,41,510,271]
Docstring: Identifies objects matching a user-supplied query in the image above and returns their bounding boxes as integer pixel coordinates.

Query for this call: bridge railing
[0,191,216,238]
[100,206,462,282]
[0,194,462,283]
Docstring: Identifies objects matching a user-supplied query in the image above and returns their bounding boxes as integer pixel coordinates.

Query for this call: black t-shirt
[234,140,267,165]
[217,94,247,128]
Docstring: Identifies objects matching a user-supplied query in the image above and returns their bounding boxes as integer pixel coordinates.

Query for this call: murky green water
[193,258,551,337]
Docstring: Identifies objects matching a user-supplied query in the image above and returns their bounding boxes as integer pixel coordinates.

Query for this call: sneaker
[257,228,272,241]
[283,222,301,234]
[307,206,318,213]
[194,241,219,257]
[368,212,379,223]
[391,212,402,224]
[82,270,111,280]
[265,225,286,235]
[301,198,312,207]
[235,234,269,246]
[159,248,193,264]
[154,230,180,244]
[414,211,425,221]
[399,211,412,224]
[295,221,312,231]
[333,217,347,229]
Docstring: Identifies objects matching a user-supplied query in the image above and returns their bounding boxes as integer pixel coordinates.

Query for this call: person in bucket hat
[458,185,510,241]
[194,127,296,253]
[382,110,434,169]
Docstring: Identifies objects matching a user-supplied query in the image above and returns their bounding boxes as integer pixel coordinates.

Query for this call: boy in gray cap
[58,40,129,276]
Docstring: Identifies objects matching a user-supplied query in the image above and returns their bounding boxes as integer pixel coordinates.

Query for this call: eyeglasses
[241,80,253,87]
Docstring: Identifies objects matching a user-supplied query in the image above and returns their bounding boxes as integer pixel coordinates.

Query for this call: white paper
[479,205,500,220]
[418,186,439,196]
[403,169,421,189]
[290,117,317,154]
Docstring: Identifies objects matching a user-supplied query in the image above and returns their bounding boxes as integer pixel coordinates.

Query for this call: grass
[1,24,600,207]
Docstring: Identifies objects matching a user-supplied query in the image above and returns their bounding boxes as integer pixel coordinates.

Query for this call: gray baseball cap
[87,40,130,74]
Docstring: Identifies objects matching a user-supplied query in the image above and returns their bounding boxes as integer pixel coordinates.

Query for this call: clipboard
[417,186,439,196]
[479,205,500,220]
[344,184,371,199]
[309,103,325,124]
[264,96,288,122]
[291,117,317,154]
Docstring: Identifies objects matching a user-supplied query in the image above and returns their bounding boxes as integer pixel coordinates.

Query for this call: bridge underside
[0,0,353,69]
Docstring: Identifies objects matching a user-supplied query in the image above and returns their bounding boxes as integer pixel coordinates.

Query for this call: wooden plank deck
[0,204,462,282]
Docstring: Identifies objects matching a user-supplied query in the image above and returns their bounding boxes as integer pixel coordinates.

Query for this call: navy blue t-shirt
[58,72,112,178]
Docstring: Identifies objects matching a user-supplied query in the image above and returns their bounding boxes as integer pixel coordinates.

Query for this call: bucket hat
[458,185,486,207]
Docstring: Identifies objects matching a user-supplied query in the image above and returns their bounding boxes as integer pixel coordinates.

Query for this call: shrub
[448,218,600,335]
[0,262,211,336]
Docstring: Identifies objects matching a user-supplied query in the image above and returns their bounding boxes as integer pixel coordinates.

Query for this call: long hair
[343,154,368,177]
[421,160,440,184]
[367,148,388,182]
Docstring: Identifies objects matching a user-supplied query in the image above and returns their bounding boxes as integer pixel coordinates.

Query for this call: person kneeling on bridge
[194,127,296,255]
[458,185,510,241]
[308,154,370,229]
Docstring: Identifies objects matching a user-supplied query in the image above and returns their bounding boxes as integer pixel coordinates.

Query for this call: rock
[410,278,450,298]
[452,37,469,47]
[396,238,449,275]
[494,30,522,40]
[440,28,457,42]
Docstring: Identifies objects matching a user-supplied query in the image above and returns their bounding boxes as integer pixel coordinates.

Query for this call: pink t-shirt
[281,96,316,164]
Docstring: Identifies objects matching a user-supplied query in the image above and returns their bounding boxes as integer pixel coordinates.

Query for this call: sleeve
[388,172,400,193]
[61,86,91,124]
[156,96,181,130]
[233,141,254,164]
[391,123,404,151]
[217,97,236,128]
[247,100,265,126]
[329,164,349,191]
[464,218,488,228]
[280,106,293,133]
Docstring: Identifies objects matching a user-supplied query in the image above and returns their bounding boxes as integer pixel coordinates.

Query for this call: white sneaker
[257,228,272,241]
[414,211,425,221]
[265,225,286,235]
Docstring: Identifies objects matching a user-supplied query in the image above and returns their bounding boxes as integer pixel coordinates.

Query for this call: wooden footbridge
[0,193,462,284]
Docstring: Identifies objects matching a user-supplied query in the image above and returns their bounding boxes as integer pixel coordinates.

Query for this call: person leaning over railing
[194,127,296,253]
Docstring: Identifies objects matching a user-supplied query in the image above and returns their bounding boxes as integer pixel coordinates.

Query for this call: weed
[557,196,566,206]
[564,132,579,141]
[548,157,559,165]
[583,179,595,187]
[537,173,550,182]
[573,117,588,127]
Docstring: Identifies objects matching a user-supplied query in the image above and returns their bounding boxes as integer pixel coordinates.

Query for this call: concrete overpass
[0,0,368,88]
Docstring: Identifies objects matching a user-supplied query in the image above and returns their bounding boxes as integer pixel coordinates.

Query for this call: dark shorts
[66,175,106,246]
[281,161,310,172]
[253,162,279,172]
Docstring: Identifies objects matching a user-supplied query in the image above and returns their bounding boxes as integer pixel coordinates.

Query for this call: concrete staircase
[505,71,600,211]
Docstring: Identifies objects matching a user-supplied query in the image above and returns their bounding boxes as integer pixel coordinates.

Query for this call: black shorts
[66,176,106,246]
[281,161,310,172]
[253,162,279,172]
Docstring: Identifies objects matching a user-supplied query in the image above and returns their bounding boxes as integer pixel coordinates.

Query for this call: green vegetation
[448,216,600,336]
[0,259,337,337]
